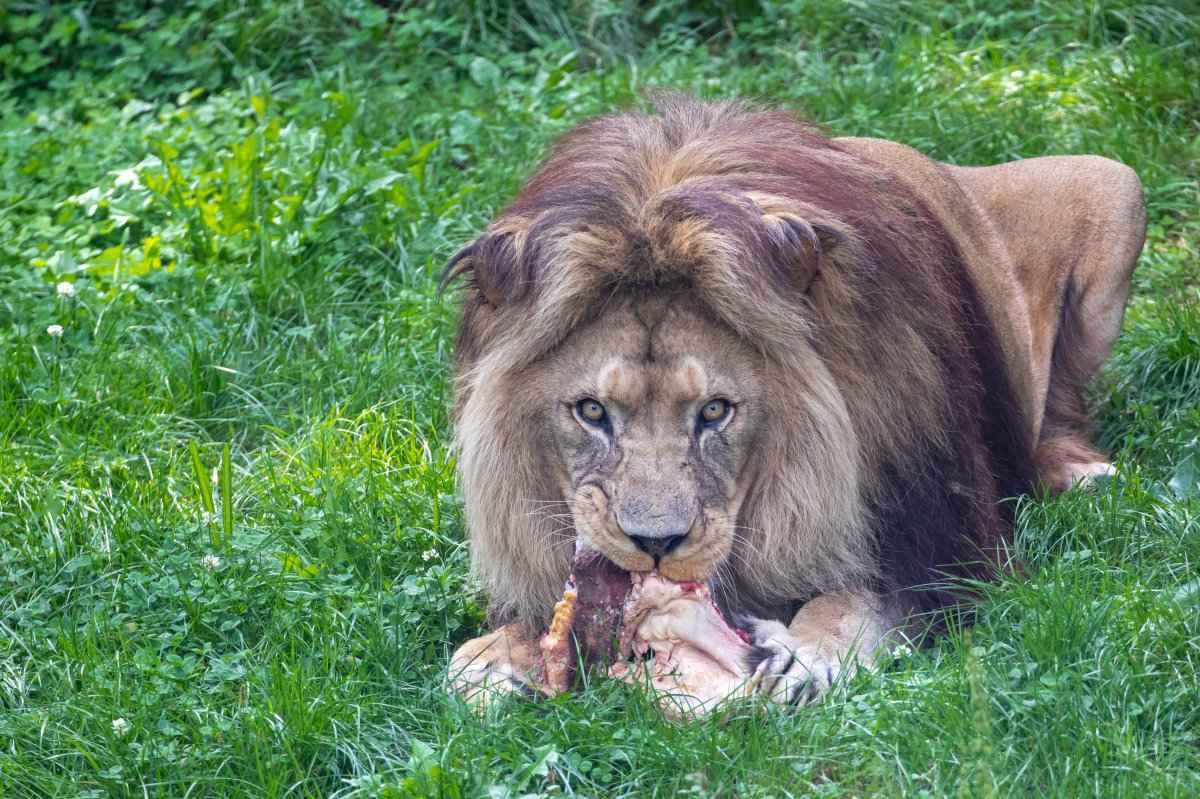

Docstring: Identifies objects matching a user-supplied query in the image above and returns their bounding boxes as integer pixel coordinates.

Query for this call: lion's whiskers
[721,521,763,557]
[519,498,574,511]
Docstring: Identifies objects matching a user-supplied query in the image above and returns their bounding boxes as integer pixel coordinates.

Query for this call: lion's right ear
[761,212,846,292]
[745,192,847,292]
[438,229,526,307]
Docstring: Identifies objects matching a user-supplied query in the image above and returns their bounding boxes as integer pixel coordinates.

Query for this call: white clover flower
[112,167,142,188]
[56,281,75,298]
[892,643,914,660]
[112,717,131,737]
[421,548,438,562]
[201,553,222,571]
[46,324,64,337]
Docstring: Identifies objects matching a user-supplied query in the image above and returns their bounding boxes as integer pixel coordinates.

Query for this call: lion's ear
[438,229,522,307]
[761,212,845,291]
[746,190,846,290]
[438,241,477,296]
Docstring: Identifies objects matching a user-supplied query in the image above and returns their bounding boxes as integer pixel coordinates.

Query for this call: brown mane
[443,95,1034,626]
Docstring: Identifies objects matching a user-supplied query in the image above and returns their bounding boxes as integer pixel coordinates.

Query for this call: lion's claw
[447,624,543,711]
[744,619,841,705]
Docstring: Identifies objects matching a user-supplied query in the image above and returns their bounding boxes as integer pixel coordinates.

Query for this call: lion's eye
[576,398,608,426]
[699,398,732,426]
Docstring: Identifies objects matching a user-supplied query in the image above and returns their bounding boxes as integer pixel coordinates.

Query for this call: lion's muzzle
[614,493,698,561]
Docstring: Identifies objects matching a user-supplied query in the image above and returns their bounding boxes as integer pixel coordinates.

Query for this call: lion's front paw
[447,625,540,711]
[744,619,841,705]
[448,655,535,709]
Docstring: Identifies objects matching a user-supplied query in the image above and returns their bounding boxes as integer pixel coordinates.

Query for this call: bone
[537,542,632,695]
[538,580,578,695]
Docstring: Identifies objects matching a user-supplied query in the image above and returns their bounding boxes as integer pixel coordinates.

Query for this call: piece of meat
[538,545,756,715]
[570,546,633,664]
[609,572,757,716]
[537,543,632,694]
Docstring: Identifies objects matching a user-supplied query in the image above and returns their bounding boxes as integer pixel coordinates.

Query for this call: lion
[441,95,1146,707]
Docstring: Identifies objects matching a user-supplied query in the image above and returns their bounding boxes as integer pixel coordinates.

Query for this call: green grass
[1,1,1198,796]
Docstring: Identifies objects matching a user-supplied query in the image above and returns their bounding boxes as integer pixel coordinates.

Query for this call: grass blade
[189,441,219,550]
[221,442,233,554]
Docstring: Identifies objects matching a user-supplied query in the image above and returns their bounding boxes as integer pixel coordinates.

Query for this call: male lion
[442,95,1145,706]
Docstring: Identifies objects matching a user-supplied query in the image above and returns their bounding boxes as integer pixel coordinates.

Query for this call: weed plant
[0,1,1197,796]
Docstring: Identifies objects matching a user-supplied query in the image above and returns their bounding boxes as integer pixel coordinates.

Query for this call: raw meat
[538,544,757,715]
[537,543,631,694]
[570,546,633,664]
[609,571,757,716]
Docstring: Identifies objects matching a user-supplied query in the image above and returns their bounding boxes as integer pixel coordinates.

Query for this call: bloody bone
[537,544,632,694]
[538,544,755,714]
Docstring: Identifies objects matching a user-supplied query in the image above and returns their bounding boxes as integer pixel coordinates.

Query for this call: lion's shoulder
[837,136,1038,426]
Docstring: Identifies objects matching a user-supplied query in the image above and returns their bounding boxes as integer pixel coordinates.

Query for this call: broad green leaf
[1168,448,1198,498]
[469,56,501,87]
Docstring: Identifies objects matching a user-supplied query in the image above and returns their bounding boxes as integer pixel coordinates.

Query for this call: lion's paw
[447,626,540,711]
[744,619,841,705]
[447,660,535,711]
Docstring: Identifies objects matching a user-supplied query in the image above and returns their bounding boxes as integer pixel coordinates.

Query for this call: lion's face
[529,296,765,582]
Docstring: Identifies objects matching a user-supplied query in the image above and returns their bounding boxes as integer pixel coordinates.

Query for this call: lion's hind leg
[951,155,1146,493]
[1030,160,1146,493]
[448,624,541,710]
[1034,278,1123,492]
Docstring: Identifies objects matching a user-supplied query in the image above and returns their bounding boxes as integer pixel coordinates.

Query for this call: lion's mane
[443,95,1034,627]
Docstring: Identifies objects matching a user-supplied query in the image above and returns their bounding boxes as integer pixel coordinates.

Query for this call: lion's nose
[628,532,688,558]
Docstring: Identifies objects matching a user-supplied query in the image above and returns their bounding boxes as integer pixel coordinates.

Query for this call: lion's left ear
[746,191,846,291]
[760,211,845,291]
